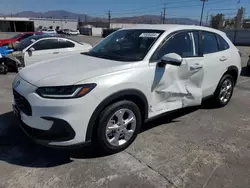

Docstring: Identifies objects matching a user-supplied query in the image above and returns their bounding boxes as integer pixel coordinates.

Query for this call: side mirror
[158,53,183,67]
[28,47,35,52]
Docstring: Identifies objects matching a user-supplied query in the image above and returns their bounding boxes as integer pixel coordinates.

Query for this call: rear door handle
[53,51,59,54]
[220,56,227,62]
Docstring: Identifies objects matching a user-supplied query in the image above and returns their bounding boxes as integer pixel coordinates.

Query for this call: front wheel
[214,74,234,107]
[95,100,142,154]
[0,64,8,74]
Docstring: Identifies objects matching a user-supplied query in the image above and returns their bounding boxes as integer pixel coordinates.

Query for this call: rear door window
[202,32,219,54]
[32,39,59,50]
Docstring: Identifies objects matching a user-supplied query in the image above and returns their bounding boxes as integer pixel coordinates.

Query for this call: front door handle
[53,51,59,54]
[190,63,202,71]
[220,56,227,62]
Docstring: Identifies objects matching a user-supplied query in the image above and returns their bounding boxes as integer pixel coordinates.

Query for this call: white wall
[222,29,250,45]
[110,23,157,29]
[32,19,77,30]
[92,28,103,36]
[0,17,30,21]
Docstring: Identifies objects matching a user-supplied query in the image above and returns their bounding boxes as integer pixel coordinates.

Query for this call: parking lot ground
[0,44,250,188]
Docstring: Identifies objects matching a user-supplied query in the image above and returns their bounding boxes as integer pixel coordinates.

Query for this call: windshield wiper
[82,51,140,62]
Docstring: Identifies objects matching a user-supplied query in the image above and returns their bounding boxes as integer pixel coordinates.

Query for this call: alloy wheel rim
[105,108,136,146]
[219,79,233,103]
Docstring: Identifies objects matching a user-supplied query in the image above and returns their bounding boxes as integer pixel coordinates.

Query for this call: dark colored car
[0,32,42,47]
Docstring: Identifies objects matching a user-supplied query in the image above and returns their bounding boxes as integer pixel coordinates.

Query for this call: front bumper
[13,76,101,147]
[20,120,91,149]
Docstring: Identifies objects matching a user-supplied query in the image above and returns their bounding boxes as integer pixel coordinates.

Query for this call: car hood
[19,54,134,87]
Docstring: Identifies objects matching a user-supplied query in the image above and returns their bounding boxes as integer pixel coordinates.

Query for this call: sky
[0,0,249,21]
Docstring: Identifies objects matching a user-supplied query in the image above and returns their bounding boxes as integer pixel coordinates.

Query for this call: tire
[0,64,8,74]
[247,65,250,72]
[214,74,234,107]
[95,100,142,154]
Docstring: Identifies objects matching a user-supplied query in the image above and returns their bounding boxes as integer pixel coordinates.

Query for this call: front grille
[13,89,32,116]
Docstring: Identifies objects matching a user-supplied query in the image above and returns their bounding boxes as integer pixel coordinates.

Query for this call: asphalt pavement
[0,36,250,188]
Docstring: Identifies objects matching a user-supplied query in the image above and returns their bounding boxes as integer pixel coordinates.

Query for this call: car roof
[27,34,66,40]
[21,32,41,34]
[123,24,225,35]
[26,34,82,44]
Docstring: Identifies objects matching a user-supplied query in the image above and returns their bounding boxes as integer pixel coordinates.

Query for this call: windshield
[85,29,164,62]
[16,37,36,51]
[11,34,22,39]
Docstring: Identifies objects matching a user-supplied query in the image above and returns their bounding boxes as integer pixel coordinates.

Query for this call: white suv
[12,25,241,153]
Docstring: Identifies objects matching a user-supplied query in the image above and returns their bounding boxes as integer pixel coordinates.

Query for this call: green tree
[210,14,225,29]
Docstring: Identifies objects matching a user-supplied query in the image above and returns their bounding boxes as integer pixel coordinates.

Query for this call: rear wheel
[95,100,142,154]
[214,74,234,107]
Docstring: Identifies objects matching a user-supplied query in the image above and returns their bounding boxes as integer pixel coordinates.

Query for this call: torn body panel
[5,51,25,69]
[150,58,204,114]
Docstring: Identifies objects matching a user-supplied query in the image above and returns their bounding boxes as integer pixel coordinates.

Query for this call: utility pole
[160,12,163,24]
[163,3,166,24]
[108,10,111,28]
[205,11,210,26]
[200,0,208,26]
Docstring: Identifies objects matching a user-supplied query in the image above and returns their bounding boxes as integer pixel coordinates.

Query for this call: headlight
[36,84,96,99]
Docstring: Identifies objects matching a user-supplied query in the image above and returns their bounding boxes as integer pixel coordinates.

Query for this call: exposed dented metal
[151,59,204,112]
[5,51,25,69]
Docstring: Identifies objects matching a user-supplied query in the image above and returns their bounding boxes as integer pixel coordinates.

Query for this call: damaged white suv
[12,25,241,153]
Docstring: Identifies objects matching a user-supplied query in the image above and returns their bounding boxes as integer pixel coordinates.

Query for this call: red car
[0,32,42,47]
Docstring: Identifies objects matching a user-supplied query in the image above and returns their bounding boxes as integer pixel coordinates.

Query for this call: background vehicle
[7,35,92,68]
[62,29,70,35]
[0,32,42,47]
[0,45,14,57]
[42,29,57,35]
[12,25,241,153]
[68,30,80,35]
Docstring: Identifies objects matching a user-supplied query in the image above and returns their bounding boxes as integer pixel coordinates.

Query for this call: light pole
[206,11,210,26]
[200,0,208,26]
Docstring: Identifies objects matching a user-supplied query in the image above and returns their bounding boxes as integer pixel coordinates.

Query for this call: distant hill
[11,10,91,21]
[6,10,199,25]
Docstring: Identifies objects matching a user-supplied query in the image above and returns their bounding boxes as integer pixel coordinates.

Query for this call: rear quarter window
[216,34,230,51]
[58,39,75,48]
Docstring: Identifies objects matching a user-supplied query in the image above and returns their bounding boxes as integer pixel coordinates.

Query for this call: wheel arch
[85,89,149,141]
[224,65,239,85]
